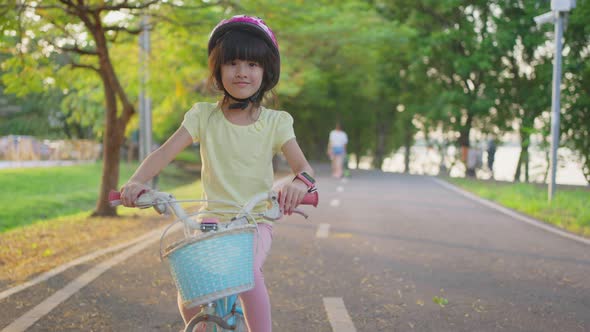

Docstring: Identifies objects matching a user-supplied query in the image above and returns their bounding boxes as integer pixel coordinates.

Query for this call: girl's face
[221,59,264,100]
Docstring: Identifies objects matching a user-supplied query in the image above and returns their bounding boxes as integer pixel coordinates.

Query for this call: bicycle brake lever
[263,192,282,221]
[135,191,168,214]
[134,190,155,208]
[263,191,313,220]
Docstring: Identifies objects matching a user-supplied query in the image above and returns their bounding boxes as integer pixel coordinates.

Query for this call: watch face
[301,172,316,183]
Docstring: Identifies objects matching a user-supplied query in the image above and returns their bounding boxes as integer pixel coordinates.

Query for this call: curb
[431,177,590,246]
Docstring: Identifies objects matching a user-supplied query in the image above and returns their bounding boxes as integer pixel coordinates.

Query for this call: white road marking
[330,199,340,207]
[0,226,167,301]
[316,223,331,238]
[432,177,590,246]
[337,186,344,192]
[323,297,357,332]
[1,226,168,332]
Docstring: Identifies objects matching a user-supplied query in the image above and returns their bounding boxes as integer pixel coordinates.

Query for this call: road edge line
[0,224,168,301]
[431,177,590,246]
[1,226,166,332]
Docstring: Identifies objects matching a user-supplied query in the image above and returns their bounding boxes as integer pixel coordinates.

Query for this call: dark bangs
[219,30,271,65]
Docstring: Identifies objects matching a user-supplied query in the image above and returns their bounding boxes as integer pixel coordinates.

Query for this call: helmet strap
[224,88,262,110]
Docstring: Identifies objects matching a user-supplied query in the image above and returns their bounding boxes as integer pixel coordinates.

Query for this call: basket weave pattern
[164,224,256,308]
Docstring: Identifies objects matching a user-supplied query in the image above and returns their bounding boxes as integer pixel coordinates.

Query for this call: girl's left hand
[279,179,309,215]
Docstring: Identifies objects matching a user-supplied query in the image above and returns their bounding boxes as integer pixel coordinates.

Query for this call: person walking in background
[327,122,348,178]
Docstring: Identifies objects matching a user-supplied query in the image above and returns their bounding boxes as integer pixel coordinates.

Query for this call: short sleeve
[181,104,202,142]
[273,111,296,153]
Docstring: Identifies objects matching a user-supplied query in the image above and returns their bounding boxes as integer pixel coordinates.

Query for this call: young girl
[119,15,315,332]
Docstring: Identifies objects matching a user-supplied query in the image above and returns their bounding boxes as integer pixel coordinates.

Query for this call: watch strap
[294,172,316,192]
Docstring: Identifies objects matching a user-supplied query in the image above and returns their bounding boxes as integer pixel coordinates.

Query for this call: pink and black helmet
[208,15,280,90]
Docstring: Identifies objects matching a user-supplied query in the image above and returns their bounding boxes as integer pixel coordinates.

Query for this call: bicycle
[109,188,318,332]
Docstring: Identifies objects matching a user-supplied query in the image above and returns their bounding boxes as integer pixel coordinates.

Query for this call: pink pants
[239,223,273,332]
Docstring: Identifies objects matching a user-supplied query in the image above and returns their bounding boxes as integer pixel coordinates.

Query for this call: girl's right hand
[119,181,151,207]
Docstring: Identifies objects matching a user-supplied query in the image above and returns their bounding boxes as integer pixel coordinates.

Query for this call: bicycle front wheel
[185,317,214,332]
[185,314,242,332]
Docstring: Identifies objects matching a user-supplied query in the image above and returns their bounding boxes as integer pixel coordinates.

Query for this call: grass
[0,161,197,232]
[446,177,590,238]
[0,162,202,286]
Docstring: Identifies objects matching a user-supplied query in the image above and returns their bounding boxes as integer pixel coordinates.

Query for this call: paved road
[1,169,589,331]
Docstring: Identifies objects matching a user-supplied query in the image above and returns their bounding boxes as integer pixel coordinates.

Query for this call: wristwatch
[293,172,316,192]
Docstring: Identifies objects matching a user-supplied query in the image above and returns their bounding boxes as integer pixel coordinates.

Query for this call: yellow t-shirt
[182,102,295,222]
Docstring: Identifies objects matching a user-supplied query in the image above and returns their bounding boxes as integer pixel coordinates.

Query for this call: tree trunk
[91,40,134,215]
[373,103,396,171]
[458,113,472,168]
[514,148,523,182]
[354,131,361,169]
[92,73,126,216]
[374,124,385,170]
[514,130,530,183]
[404,128,411,173]
[524,146,530,183]
[583,156,590,185]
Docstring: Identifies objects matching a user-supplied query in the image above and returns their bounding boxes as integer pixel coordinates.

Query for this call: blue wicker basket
[163,224,256,308]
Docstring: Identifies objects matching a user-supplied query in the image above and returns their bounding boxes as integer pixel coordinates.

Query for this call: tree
[562,0,590,183]
[0,1,218,216]
[490,1,550,182]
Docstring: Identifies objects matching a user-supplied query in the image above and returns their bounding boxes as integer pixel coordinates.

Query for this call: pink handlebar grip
[302,191,319,207]
[109,190,122,207]
[278,191,319,207]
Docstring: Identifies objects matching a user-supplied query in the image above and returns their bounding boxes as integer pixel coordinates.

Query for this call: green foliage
[0,87,60,136]
[0,0,588,179]
[562,0,590,182]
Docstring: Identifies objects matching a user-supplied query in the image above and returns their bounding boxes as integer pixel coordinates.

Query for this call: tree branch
[160,0,229,10]
[100,0,160,12]
[416,3,454,28]
[104,25,142,35]
[62,0,161,13]
[70,62,100,72]
[58,50,99,72]
[60,44,98,55]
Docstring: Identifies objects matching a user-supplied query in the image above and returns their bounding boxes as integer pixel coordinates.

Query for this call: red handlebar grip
[277,191,319,207]
[109,190,121,201]
[301,191,319,207]
[109,190,121,207]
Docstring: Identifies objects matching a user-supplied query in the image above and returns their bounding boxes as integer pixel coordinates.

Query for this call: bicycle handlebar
[108,188,319,262]
[108,190,318,209]
[108,189,318,224]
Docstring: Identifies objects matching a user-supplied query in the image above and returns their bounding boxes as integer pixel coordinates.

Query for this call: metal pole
[139,17,146,161]
[548,12,564,201]
[139,15,152,162]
